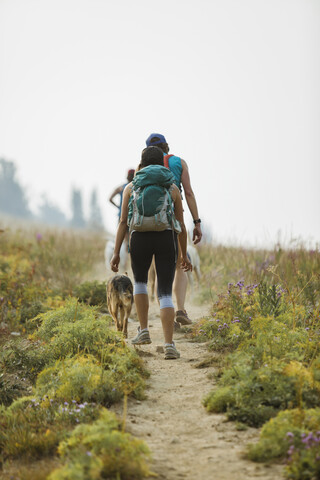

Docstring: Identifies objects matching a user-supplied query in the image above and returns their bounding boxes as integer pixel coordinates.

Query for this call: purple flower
[286,432,294,439]
[36,233,43,241]
[86,451,92,457]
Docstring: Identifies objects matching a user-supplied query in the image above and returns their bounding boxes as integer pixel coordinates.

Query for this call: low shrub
[203,356,320,427]
[73,280,107,307]
[0,371,31,406]
[48,409,151,480]
[286,431,320,480]
[0,395,100,460]
[34,350,147,405]
[1,337,52,383]
[30,299,118,359]
[247,408,320,462]
[240,316,310,366]
[0,253,52,329]
[35,355,123,406]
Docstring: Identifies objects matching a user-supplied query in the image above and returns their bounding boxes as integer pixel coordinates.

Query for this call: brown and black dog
[106,275,133,338]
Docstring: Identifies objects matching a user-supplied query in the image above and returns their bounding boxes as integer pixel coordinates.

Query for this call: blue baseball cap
[146,133,167,147]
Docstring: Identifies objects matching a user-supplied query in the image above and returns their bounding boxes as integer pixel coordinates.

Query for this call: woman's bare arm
[109,185,123,208]
[180,159,202,244]
[171,185,192,272]
[110,184,131,271]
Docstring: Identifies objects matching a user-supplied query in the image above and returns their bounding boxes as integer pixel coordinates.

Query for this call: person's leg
[134,293,149,330]
[130,232,153,342]
[160,307,175,344]
[173,260,188,311]
[154,231,179,353]
[173,242,193,325]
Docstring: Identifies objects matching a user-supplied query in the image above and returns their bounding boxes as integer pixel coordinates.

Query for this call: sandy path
[110,300,284,480]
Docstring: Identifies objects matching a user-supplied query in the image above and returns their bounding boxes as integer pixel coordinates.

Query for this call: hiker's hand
[193,224,202,245]
[180,255,192,272]
[110,254,120,272]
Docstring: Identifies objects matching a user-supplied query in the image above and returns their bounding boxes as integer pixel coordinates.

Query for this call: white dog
[186,244,201,292]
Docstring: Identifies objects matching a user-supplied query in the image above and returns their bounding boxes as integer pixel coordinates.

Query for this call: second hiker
[145,133,202,326]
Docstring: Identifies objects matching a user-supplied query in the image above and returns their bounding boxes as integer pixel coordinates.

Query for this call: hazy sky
[1,0,319,247]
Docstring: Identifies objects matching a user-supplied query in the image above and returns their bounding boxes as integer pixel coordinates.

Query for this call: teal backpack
[127,165,182,235]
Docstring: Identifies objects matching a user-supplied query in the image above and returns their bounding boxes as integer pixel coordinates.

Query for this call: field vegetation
[0,224,151,479]
[1,221,319,480]
[192,241,320,480]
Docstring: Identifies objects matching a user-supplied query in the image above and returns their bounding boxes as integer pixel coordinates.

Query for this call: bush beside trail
[0,226,150,480]
[192,243,320,480]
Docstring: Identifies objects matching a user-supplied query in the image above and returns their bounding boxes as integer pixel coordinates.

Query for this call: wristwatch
[193,219,201,225]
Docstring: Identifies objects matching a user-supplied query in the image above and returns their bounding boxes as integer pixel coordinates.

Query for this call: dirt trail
[110,300,283,480]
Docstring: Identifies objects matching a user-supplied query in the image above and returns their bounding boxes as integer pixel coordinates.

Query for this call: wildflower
[64,401,69,406]
[36,233,43,241]
[305,327,310,331]
[286,432,294,439]
[86,451,92,456]
[112,388,116,392]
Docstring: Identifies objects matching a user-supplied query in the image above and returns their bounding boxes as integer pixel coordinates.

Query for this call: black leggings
[130,230,178,299]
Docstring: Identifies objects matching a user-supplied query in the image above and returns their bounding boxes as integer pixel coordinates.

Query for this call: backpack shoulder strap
[163,154,174,169]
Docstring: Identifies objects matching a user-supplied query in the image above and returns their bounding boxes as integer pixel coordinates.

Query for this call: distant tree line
[0,158,104,230]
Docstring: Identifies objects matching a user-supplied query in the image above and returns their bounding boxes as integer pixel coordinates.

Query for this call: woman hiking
[110,146,192,360]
